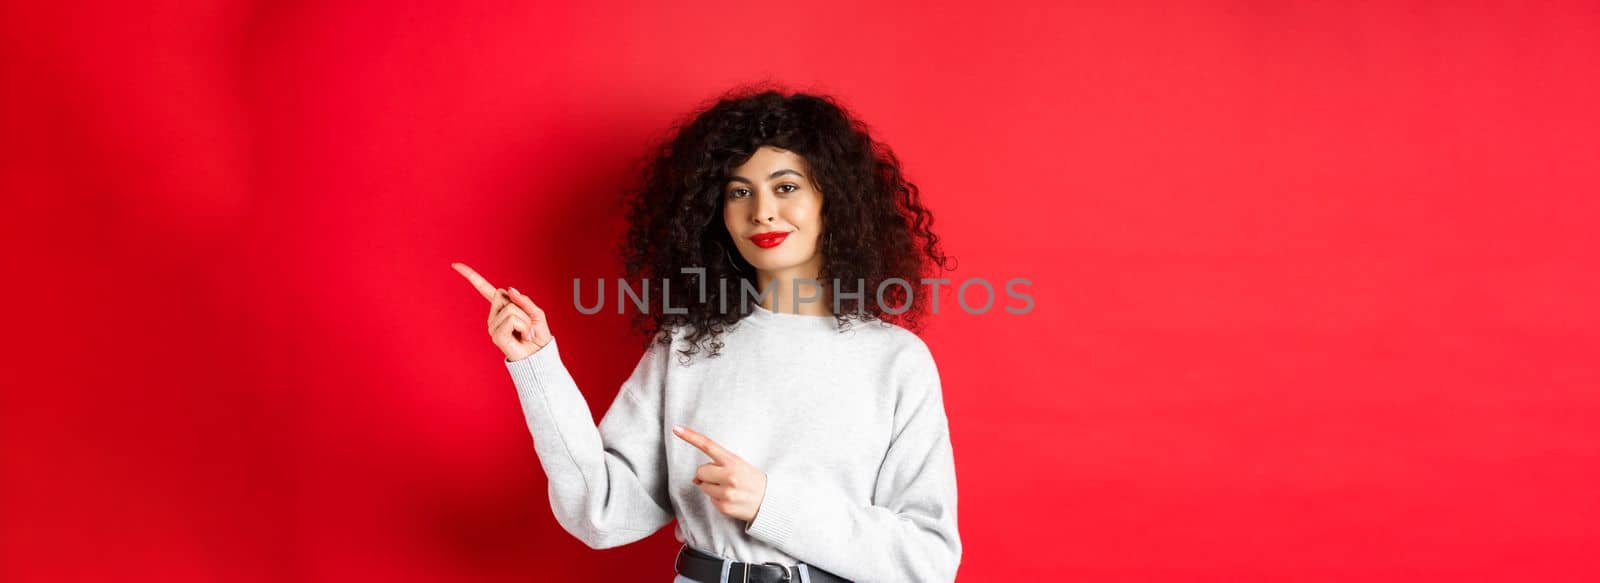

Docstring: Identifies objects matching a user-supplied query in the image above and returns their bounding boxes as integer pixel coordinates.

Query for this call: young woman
[453,87,961,582]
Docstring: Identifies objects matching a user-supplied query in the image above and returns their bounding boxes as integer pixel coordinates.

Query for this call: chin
[748,260,785,272]
[740,244,817,273]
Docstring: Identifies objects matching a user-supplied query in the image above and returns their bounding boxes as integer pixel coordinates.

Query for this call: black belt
[674,544,852,583]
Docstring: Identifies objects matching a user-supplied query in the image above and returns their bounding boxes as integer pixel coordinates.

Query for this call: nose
[750,190,778,225]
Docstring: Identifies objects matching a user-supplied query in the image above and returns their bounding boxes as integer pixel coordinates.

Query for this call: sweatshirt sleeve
[742,338,962,583]
[504,335,675,549]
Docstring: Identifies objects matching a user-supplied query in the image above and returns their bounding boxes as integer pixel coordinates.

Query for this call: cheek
[798,200,824,232]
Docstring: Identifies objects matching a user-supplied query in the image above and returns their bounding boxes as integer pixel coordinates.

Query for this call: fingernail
[510,287,521,296]
[672,425,683,433]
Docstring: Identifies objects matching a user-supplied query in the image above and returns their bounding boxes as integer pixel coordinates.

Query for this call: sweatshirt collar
[745,302,844,331]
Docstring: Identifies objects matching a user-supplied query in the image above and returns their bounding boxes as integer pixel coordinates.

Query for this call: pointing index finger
[451,262,499,302]
[672,425,736,465]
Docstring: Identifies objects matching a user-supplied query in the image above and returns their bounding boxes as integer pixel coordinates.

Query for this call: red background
[3,1,1597,581]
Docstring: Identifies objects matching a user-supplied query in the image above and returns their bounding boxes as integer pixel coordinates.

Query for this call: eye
[777,183,798,194]
[727,187,750,199]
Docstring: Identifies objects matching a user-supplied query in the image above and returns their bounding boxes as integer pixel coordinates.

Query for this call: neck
[753,265,831,316]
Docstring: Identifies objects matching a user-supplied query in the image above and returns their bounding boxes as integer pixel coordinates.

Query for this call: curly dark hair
[618,84,955,362]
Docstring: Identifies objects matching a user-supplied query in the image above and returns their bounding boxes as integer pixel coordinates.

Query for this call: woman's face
[722,146,825,279]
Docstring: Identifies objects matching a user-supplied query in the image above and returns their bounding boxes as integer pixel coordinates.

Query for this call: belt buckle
[743,561,792,582]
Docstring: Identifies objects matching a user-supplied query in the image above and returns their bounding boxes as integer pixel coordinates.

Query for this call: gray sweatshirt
[504,302,962,582]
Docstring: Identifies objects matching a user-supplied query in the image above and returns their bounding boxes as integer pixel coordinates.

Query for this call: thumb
[507,288,550,344]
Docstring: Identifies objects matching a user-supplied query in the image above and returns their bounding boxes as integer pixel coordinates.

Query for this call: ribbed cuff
[744,469,800,546]
[505,338,566,396]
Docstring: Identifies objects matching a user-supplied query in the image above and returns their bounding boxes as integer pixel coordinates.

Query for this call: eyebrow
[727,169,804,185]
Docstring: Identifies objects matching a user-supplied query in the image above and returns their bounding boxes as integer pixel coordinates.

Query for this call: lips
[749,231,790,249]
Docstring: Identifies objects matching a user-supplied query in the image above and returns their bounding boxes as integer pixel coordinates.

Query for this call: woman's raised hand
[452,262,552,362]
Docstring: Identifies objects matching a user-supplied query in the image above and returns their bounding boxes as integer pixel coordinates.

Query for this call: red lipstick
[749,231,790,249]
